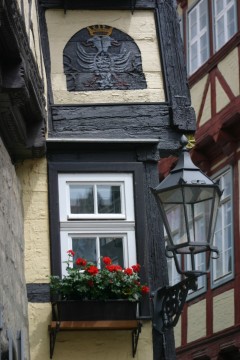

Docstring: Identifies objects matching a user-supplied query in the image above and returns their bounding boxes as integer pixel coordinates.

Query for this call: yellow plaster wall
[216,77,230,113]
[216,48,239,113]
[187,300,206,343]
[218,48,239,97]
[174,317,182,348]
[213,289,234,333]
[16,158,51,283]
[28,303,153,360]
[46,9,165,104]
[28,303,52,360]
[191,74,211,126]
[53,322,152,360]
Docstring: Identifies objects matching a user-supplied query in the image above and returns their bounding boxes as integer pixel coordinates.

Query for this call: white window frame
[213,0,237,51]
[211,167,234,288]
[60,230,136,276]
[188,0,210,75]
[58,173,136,275]
[58,173,134,220]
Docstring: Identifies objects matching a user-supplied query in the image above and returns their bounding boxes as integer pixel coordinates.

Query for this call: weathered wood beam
[0,0,46,161]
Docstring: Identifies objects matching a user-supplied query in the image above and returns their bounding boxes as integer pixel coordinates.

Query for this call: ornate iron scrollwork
[152,275,198,333]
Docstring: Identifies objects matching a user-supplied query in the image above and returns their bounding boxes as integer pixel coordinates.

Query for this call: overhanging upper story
[177,0,240,170]
[39,0,196,156]
[0,0,47,162]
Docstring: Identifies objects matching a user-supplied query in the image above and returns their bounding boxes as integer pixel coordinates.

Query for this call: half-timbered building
[0,0,198,359]
[160,1,240,358]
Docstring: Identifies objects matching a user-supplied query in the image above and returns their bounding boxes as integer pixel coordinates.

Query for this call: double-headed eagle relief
[63,25,147,91]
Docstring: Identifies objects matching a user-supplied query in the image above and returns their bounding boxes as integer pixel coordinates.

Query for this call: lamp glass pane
[207,189,221,245]
[183,186,216,203]
[164,198,215,253]
[187,200,211,244]
[164,203,188,247]
[158,188,183,204]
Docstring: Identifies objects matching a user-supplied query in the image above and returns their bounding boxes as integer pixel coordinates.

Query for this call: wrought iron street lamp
[151,135,222,334]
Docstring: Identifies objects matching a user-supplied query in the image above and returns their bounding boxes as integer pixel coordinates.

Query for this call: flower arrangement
[50,250,149,302]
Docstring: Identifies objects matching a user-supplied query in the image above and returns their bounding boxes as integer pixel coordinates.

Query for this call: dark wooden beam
[0,0,46,161]
[49,104,185,156]
[39,0,155,10]
[155,0,196,132]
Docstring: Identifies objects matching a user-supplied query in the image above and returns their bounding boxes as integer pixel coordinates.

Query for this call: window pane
[190,42,198,73]
[215,0,224,15]
[167,256,181,286]
[72,237,96,264]
[70,185,94,214]
[214,256,222,279]
[212,169,233,284]
[188,0,209,74]
[216,16,225,49]
[100,237,124,267]
[224,202,231,225]
[190,9,197,39]
[187,252,205,288]
[227,6,235,38]
[222,171,231,197]
[200,33,208,63]
[199,0,208,30]
[214,0,237,51]
[97,185,121,214]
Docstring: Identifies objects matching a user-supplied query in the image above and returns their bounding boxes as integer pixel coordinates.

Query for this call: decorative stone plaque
[63,25,147,91]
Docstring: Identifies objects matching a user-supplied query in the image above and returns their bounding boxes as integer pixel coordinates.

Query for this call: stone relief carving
[63,25,147,91]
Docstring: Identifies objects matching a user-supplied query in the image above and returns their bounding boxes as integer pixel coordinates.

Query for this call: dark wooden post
[138,147,177,360]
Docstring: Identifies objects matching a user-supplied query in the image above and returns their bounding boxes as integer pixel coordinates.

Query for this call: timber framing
[176,324,240,359]
[0,0,46,161]
[39,0,155,10]
[39,0,196,154]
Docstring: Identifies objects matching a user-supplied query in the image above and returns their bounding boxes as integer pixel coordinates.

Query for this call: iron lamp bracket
[152,275,200,333]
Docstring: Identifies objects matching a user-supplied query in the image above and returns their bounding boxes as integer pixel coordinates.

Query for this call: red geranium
[105,264,122,272]
[76,258,87,267]
[86,265,99,275]
[132,264,141,273]
[103,257,112,265]
[50,254,149,301]
[124,268,133,275]
[67,250,75,257]
[115,265,123,271]
[141,285,150,294]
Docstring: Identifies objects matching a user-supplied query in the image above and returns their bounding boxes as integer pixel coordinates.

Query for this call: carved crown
[87,25,113,36]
